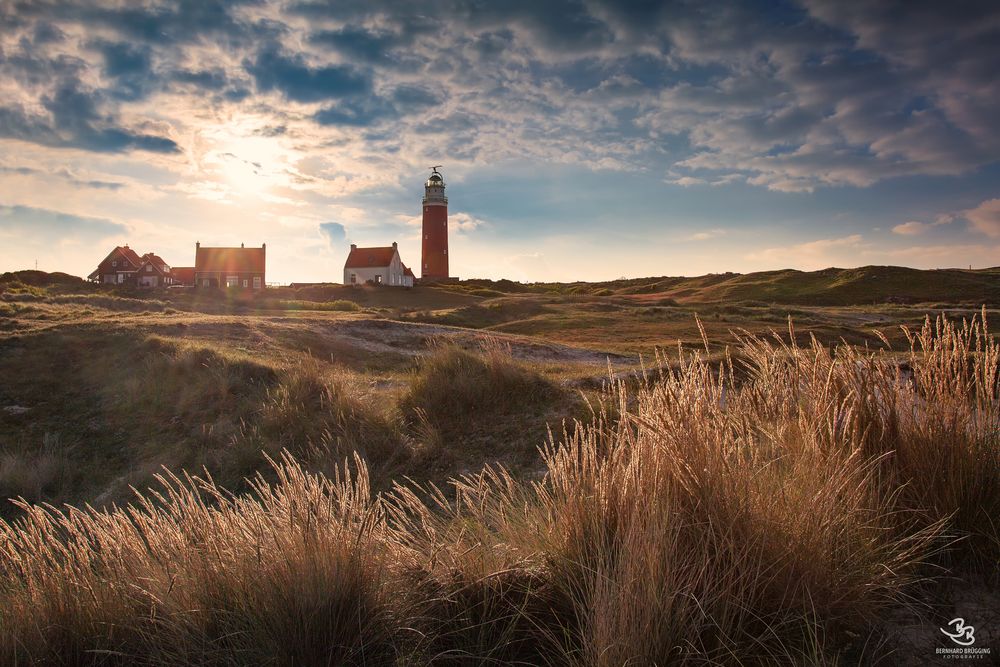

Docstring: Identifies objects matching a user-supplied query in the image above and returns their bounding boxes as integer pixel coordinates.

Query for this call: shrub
[399,341,559,433]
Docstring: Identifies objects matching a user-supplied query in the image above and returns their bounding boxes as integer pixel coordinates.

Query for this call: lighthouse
[420,167,449,280]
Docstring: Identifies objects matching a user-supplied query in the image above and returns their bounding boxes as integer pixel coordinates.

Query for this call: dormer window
[112,260,117,267]
[146,265,153,272]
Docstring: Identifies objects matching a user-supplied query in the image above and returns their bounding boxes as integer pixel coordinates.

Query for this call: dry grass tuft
[0,313,996,664]
[400,340,560,433]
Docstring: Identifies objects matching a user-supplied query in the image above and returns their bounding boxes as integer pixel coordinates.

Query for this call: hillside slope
[451,265,1000,305]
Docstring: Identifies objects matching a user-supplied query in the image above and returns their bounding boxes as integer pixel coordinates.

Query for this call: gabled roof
[195,246,266,273]
[138,259,168,276]
[118,246,142,267]
[89,245,142,279]
[171,267,195,284]
[402,264,415,278]
[344,245,398,269]
[141,253,168,267]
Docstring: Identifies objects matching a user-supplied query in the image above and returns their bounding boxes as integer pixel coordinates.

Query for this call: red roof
[196,246,266,273]
[118,246,142,267]
[402,265,415,278]
[171,267,195,284]
[344,245,397,269]
[88,245,143,279]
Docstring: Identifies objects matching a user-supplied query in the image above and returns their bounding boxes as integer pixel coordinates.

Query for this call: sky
[1,0,998,284]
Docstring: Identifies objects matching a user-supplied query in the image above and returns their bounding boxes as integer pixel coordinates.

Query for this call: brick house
[88,245,143,284]
[171,266,196,286]
[136,253,177,288]
[194,242,266,289]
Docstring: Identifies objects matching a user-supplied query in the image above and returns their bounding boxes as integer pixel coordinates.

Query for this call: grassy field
[0,268,998,664]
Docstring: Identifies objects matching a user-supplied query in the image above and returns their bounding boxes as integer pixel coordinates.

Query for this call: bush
[399,341,559,433]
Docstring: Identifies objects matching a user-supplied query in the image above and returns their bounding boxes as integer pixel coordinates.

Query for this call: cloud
[687,229,726,241]
[747,234,866,268]
[314,96,398,127]
[0,165,125,190]
[319,221,347,245]
[0,80,179,154]
[449,212,487,233]
[892,221,929,235]
[666,175,708,187]
[92,39,155,101]
[965,198,1000,238]
[247,46,371,103]
[0,204,128,241]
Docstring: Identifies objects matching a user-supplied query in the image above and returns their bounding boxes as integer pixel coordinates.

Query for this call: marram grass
[1,312,996,665]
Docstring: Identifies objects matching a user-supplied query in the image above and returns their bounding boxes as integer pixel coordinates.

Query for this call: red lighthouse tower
[420,167,449,281]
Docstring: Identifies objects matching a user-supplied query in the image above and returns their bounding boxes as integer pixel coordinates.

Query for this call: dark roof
[118,246,142,267]
[196,246,266,273]
[138,261,168,276]
[138,254,171,275]
[171,267,195,284]
[344,245,397,269]
[89,245,142,279]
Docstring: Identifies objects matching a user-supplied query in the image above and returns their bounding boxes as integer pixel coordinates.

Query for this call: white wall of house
[344,249,410,286]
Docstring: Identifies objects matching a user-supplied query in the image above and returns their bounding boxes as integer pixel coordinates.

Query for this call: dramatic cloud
[0,1,997,280]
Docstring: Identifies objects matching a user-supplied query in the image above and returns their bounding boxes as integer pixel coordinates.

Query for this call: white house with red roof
[343,242,413,287]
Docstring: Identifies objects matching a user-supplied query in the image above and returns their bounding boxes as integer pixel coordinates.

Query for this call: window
[243,279,248,288]
[146,265,153,272]
[375,275,382,284]
[226,276,238,288]
[424,235,428,240]
[424,263,428,269]
[253,277,262,289]
[112,260,117,267]
[350,273,357,284]
[203,279,211,287]
[443,249,447,255]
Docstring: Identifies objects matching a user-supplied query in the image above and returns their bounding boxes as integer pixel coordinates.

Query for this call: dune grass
[0,312,996,664]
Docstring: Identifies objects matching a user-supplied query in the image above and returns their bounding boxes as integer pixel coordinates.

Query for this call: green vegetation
[1,313,996,664]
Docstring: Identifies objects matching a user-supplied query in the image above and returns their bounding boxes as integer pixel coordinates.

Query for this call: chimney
[262,243,266,250]
[241,242,245,248]
[350,243,357,250]
[196,241,200,249]
[392,241,397,248]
